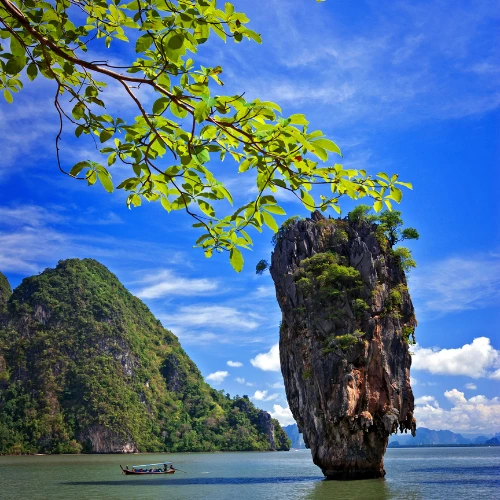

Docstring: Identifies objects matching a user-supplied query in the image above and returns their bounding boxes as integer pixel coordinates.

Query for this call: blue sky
[0,0,499,435]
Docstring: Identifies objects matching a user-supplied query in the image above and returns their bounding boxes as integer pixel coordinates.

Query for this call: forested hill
[0,259,290,454]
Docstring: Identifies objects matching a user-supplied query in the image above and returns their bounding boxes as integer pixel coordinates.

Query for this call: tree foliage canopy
[0,0,412,270]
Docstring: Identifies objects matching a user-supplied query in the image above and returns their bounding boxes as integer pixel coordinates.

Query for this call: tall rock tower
[270,212,415,479]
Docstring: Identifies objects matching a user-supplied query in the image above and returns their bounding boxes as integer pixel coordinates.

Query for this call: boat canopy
[132,463,172,468]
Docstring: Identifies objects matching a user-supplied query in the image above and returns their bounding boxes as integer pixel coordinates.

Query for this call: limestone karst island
[0,0,498,497]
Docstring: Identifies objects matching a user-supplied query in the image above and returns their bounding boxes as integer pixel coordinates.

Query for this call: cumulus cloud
[227,361,243,368]
[252,390,278,401]
[252,390,268,400]
[134,269,218,299]
[415,395,438,406]
[205,371,229,385]
[415,389,500,434]
[412,337,500,378]
[250,343,280,372]
[410,255,500,317]
[270,404,296,426]
[464,383,477,390]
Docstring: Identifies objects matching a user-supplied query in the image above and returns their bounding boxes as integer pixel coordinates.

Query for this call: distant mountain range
[389,429,500,446]
[283,423,500,448]
[283,424,306,449]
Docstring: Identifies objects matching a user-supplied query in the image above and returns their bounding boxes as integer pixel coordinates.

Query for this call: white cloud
[489,368,500,380]
[0,205,185,274]
[412,337,500,378]
[253,286,276,299]
[235,377,246,384]
[265,393,279,401]
[160,305,262,331]
[134,269,218,299]
[410,255,500,317]
[444,388,467,405]
[250,0,500,124]
[0,205,64,227]
[415,395,438,406]
[464,383,477,390]
[92,211,124,225]
[415,389,500,434]
[270,404,296,426]
[251,390,279,401]
[205,371,229,385]
[252,390,268,401]
[250,343,281,372]
[268,381,284,389]
[227,361,243,368]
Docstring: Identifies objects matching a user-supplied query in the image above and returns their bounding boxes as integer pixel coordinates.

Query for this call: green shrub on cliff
[0,259,289,455]
[294,252,362,302]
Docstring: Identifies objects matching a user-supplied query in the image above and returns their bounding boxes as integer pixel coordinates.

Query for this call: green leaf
[395,181,413,190]
[152,97,169,114]
[26,63,38,81]
[300,190,315,209]
[9,36,25,58]
[135,34,153,53]
[5,56,25,75]
[171,102,188,118]
[198,200,215,217]
[262,211,279,232]
[311,138,341,155]
[264,205,286,215]
[195,148,210,164]
[3,89,13,104]
[201,125,217,139]
[160,197,171,212]
[69,162,89,177]
[100,130,113,143]
[373,200,383,212]
[229,247,244,272]
[310,144,328,161]
[194,101,210,123]
[98,171,114,192]
[72,103,85,120]
[289,114,309,125]
[162,33,186,62]
[389,187,402,203]
[87,171,97,186]
[107,152,117,166]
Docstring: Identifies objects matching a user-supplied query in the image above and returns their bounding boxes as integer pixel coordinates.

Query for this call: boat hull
[121,466,175,475]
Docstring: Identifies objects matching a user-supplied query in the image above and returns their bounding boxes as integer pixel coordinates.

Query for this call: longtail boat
[120,462,176,475]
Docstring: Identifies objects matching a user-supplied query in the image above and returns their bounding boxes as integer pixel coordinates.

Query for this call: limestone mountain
[388,427,471,446]
[283,424,306,449]
[0,260,290,454]
[270,212,415,479]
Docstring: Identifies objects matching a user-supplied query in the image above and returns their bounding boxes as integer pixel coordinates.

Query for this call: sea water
[0,447,498,499]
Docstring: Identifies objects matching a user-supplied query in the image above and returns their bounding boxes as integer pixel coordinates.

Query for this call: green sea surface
[1,447,499,499]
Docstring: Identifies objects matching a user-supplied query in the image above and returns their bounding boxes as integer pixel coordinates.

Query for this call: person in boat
[170,465,175,471]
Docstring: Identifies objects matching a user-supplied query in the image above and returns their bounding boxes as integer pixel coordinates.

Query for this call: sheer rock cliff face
[270,213,415,479]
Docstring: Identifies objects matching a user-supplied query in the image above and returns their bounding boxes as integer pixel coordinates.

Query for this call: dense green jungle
[0,259,290,454]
